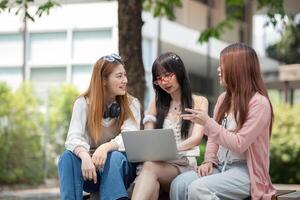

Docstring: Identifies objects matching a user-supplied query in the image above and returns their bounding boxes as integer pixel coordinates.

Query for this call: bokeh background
[0,0,299,192]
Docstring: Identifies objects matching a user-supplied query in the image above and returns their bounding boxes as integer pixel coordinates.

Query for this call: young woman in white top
[131,52,208,200]
[58,54,141,200]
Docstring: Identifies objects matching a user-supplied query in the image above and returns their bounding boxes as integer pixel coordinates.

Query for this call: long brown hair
[80,58,134,143]
[215,43,274,134]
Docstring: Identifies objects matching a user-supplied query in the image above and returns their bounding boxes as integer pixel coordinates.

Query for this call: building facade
[0,0,281,107]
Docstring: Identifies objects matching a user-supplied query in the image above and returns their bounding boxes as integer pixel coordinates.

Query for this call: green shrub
[0,82,80,183]
[270,102,300,183]
[48,84,79,155]
[0,82,44,184]
[44,84,79,178]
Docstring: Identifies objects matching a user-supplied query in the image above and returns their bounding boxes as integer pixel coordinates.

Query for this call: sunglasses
[101,53,122,62]
[153,72,175,85]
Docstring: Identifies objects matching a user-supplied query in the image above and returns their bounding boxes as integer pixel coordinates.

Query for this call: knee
[188,181,197,196]
[58,150,81,177]
[141,161,158,173]
[58,150,76,167]
[188,181,206,200]
[107,151,127,165]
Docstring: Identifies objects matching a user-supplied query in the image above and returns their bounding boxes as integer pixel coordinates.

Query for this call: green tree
[266,15,300,64]
[198,0,285,44]
[118,0,181,104]
[118,0,285,102]
[143,0,182,20]
[143,0,285,44]
[118,0,146,104]
[0,82,44,184]
[1,0,285,104]
[41,84,79,178]
[0,0,59,21]
[48,84,79,156]
[270,102,300,183]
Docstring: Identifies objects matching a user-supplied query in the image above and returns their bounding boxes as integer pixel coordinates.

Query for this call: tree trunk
[118,0,146,105]
[240,0,253,45]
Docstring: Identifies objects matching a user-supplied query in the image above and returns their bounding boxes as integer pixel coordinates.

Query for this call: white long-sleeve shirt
[65,96,141,153]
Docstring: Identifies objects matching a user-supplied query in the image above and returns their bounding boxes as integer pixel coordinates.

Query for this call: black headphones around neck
[103,102,121,119]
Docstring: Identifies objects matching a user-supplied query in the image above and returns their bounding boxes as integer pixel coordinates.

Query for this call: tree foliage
[0,0,59,21]
[266,15,300,64]
[40,84,79,178]
[199,0,285,43]
[0,82,79,183]
[143,0,182,20]
[48,84,79,156]
[270,102,300,183]
[0,82,44,184]
[144,0,286,44]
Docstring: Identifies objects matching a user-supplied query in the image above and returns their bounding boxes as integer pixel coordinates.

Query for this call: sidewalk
[0,183,300,200]
[0,179,60,200]
[0,188,60,200]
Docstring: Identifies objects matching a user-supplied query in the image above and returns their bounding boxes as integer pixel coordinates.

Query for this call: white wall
[0,2,119,94]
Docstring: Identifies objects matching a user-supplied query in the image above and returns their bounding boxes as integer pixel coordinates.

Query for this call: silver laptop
[121,129,179,162]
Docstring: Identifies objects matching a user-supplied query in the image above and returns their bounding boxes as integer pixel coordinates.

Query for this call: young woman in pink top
[170,43,276,200]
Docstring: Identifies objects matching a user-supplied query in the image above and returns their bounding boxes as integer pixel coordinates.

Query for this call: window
[31,67,66,99]
[0,34,22,65]
[194,0,214,7]
[31,67,66,82]
[0,67,22,90]
[72,29,113,63]
[72,65,92,92]
[29,32,67,64]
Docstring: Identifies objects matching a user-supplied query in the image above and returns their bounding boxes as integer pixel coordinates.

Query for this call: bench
[82,181,135,200]
[83,188,300,200]
[277,191,300,200]
[83,191,170,200]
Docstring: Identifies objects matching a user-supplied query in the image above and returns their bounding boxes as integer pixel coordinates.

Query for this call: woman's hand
[92,143,112,170]
[197,162,214,177]
[181,108,210,126]
[80,153,97,184]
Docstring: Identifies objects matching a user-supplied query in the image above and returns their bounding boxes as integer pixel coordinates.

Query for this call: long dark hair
[216,43,274,134]
[152,52,193,139]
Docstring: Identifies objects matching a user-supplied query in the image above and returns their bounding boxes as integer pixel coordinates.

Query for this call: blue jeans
[58,150,136,200]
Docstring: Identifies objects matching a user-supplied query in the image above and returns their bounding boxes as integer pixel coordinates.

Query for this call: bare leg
[150,181,160,200]
[132,161,180,200]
